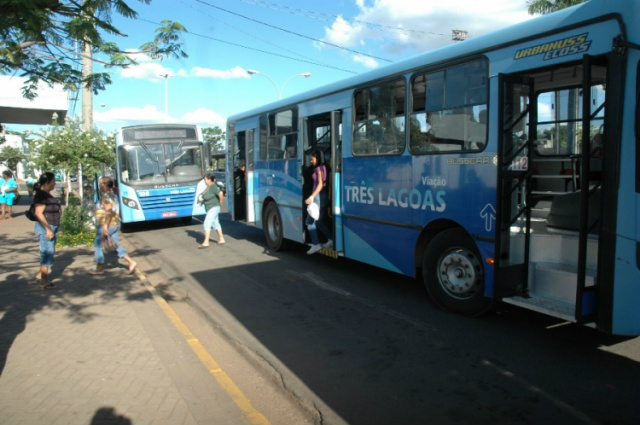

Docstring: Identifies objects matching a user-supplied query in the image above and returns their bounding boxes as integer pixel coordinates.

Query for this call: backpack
[25,204,37,221]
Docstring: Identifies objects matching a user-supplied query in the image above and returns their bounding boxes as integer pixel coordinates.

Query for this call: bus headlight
[122,197,139,209]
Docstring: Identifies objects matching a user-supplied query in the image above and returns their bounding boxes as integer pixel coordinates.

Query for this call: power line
[176,0,344,73]
[238,0,450,40]
[193,0,392,63]
[136,17,359,74]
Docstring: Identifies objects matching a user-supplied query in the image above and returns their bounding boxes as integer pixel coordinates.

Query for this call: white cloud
[181,108,226,127]
[191,66,249,79]
[119,63,250,82]
[322,0,534,66]
[353,54,379,69]
[120,61,173,81]
[94,105,226,129]
[94,105,165,124]
[118,49,178,81]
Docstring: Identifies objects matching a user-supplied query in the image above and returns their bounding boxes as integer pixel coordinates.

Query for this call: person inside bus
[305,149,332,254]
[376,116,403,153]
[234,163,246,220]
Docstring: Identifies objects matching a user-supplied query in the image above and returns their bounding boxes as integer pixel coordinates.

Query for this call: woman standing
[90,176,137,275]
[305,149,333,255]
[198,172,226,248]
[33,172,61,289]
[0,170,19,219]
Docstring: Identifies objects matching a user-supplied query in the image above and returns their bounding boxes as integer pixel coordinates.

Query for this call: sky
[11,0,538,134]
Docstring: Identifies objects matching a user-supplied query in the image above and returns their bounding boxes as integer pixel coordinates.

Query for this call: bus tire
[263,202,290,251]
[422,228,493,317]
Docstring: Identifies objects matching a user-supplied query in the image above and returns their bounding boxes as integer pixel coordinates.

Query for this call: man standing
[26,174,36,196]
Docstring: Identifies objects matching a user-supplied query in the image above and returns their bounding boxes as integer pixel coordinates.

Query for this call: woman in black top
[33,172,61,289]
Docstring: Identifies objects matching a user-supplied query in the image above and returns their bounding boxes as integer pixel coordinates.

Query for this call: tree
[0,145,26,172]
[203,126,226,169]
[27,116,115,205]
[203,126,226,152]
[1,0,188,99]
[526,0,587,15]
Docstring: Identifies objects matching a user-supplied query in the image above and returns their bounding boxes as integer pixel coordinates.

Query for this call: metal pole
[160,73,170,121]
[247,69,311,99]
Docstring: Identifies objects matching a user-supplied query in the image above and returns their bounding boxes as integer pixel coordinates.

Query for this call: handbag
[102,236,119,253]
[307,202,319,220]
[25,204,37,221]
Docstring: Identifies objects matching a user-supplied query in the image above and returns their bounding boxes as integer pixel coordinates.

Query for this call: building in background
[0,76,68,179]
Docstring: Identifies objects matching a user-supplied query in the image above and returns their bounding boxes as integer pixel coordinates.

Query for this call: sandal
[128,262,137,274]
[40,283,56,290]
[89,269,104,275]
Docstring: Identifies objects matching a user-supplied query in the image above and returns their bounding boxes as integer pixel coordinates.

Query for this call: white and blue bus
[227,0,640,335]
[115,124,210,224]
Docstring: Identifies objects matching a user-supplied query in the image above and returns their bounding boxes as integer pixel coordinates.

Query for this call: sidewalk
[0,195,252,425]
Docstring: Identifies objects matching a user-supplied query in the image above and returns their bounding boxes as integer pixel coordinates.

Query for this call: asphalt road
[125,213,640,425]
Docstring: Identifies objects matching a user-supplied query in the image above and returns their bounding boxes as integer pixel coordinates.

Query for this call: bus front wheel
[263,202,290,251]
[422,228,493,317]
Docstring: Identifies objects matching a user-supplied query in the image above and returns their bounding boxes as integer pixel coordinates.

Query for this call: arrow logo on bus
[480,204,496,232]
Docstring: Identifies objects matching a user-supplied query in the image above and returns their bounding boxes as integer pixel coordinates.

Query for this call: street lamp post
[247,69,311,99]
[159,73,171,121]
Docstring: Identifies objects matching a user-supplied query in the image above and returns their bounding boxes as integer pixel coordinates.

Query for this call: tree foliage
[0,145,26,171]
[0,0,188,99]
[26,116,115,203]
[202,126,226,170]
[526,0,587,15]
[28,117,115,173]
[203,126,226,154]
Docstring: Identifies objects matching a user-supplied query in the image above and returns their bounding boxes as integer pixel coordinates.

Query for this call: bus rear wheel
[422,228,493,317]
[263,202,290,251]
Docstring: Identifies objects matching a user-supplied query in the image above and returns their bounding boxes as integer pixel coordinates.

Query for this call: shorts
[0,196,14,205]
[203,206,221,231]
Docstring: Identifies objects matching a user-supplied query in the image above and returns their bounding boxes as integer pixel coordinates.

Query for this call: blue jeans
[35,223,59,267]
[94,225,128,264]
[305,192,331,245]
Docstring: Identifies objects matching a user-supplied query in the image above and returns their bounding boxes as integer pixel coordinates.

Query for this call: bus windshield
[118,142,204,185]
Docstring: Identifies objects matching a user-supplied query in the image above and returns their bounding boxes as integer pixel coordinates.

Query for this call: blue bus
[227,0,640,335]
[115,124,210,224]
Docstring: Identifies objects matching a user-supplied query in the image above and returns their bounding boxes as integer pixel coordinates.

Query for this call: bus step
[502,295,577,323]
[530,262,596,304]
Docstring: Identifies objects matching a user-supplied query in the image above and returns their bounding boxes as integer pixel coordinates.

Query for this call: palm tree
[527,0,587,15]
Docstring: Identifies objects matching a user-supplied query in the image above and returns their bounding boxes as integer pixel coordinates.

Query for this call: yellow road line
[139,274,272,425]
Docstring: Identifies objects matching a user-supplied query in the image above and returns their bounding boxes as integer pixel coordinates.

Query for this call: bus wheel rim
[437,249,481,299]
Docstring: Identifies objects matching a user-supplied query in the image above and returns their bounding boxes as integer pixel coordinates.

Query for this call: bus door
[304,110,342,254]
[494,75,534,298]
[232,128,254,223]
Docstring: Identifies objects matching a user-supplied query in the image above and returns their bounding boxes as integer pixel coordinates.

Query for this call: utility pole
[79,1,94,202]
[81,41,92,131]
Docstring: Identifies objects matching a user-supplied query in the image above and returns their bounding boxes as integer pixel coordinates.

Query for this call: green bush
[58,193,95,247]
[60,204,89,235]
